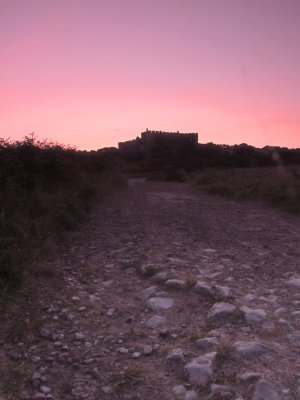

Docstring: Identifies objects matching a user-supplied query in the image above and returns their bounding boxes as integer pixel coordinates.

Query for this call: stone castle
[118,129,198,157]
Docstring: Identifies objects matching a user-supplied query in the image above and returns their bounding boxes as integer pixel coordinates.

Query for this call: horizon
[1,0,299,150]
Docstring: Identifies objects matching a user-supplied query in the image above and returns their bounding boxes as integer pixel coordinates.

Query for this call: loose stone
[137,286,157,301]
[132,352,141,359]
[208,384,234,399]
[117,347,129,354]
[172,385,186,398]
[143,345,153,355]
[166,348,185,362]
[184,352,216,386]
[185,390,198,400]
[286,278,300,288]
[165,279,186,289]
[233,341,270,357]
[146,297,174,311]
[194,281,214,297]
[240,306,266,324]
[196,337,219,350]
[207,302,237,324]
[252,380,279,400]
[214,285,232,299]
[146,315,167,329]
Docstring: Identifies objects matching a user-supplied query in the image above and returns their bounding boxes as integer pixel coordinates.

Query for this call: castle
[118,129,198,157]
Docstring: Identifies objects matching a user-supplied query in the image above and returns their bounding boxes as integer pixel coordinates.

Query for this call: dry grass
[191,165,300,215]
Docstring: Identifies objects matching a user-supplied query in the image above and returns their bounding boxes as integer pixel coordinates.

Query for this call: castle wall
[118,130,198,157]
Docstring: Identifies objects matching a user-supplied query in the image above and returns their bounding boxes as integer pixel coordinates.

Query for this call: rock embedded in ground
[240,306,266,324]
[238,371,261,382]
[252,380,279,400]
[185,390,198,400]
[286,278,300,288]
[74,332,85,341]
[195,337,219,350]
[214,285,232,299]
[146,297,174,311]
[172,385,186,398]
[166,348,185,362]
[194,281,214,297]
[233,341,270,357]
[143,344,153,355]
[137,286,157,301]
[151,272,168,283]
[165,279,186,289]
[132,352,141,359]
[208,384,235,399]
[207,302,237,324]
[146,315,167,329]
[140,264,158,277]
[184,352,216,386]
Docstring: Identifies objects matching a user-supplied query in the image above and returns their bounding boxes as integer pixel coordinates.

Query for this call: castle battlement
[118,129,198,156]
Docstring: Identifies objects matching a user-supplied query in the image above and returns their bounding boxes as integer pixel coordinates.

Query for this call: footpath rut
[1,180,300,400]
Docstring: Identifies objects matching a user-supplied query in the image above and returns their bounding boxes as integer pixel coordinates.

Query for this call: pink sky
[0,0,299,149]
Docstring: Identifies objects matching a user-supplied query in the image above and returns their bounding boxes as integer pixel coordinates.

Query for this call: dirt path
[1,180,300,400]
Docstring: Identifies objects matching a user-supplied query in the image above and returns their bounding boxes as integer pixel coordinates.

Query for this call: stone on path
[196,337,219,350]
[207,302,237,324]
[195,281,214,297]
[143,344,153,355]
[208,384,234,399]
[137,286,157,301]
[240,306,266,324]
[146,297,174,311]
[151,272,168,283]
[252,380,279,400]
[172,385,186,399]
[165,279,186,289]
[166,348,185,362]
[185,390,198,400]
[214,285,232,299]
[146,315,167,329]
[233,341,270,357]
[184,352,216,387]
[286,278,300,288]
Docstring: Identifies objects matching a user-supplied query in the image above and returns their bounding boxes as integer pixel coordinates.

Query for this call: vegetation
[190,166,300,215]
[0,135,123,290]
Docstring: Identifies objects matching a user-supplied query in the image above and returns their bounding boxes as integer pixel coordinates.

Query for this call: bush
[0,135,123,289]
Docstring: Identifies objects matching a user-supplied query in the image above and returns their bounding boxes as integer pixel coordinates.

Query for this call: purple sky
[0,0,299,149]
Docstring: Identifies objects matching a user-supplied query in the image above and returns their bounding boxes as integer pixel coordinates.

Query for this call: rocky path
[1,180,300,400]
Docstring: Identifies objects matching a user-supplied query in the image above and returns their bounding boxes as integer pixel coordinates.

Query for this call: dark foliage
[0,136,122,289]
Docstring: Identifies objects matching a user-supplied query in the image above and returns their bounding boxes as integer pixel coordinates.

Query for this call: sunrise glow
[0,0,299,149]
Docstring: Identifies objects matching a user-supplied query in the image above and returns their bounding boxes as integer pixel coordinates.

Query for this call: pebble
[117,347,129,354]
[146,297,174,311]
[165,279,186,289]
[240,306,266,324]
[214,285,232,299]
[233,341,270,357]
[252,380,279,400]
[286,278,300,288]
[208,384,234,399]
[143,345,153,355]
[40,386,51,394]
[74,333,85,341]
[194,281,214,297]
[207,302,237,324]
[146,315,167,329]
[184,352,216,386]
[196,337,219,350]
[137,286,157,301]
[166,348,185,362]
